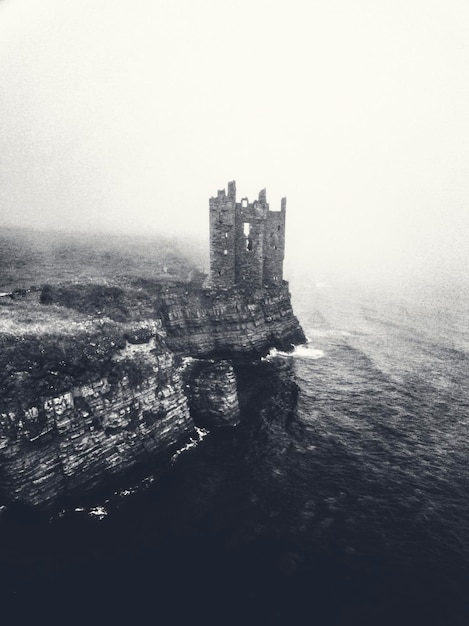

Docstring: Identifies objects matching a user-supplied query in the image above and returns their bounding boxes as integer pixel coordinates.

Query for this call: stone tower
[209,181,286,289]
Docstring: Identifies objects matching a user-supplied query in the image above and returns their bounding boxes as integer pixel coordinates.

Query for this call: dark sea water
[1,281,469,625]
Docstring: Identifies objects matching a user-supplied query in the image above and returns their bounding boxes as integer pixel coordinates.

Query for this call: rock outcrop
[159,283,305,357]
[0,332,194,508]
[187,360,240,427]
[0,282,305,509]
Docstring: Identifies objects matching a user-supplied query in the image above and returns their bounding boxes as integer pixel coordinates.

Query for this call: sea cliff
[159,283,303,357]
[0,282,305,509]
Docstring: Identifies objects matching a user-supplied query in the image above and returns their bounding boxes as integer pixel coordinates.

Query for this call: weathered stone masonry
[209,181,286,289]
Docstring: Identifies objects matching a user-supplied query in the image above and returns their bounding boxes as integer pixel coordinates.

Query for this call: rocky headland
[0,280,305,509]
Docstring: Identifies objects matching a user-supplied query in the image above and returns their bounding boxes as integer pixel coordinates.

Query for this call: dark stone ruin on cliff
[0,183,305,509]
[209,180,286,290]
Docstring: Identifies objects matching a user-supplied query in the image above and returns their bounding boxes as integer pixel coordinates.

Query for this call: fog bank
[1,0,468,287]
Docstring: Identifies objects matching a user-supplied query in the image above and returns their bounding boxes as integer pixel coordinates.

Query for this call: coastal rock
[0,334,194,509]
[188,360,240,427]
[159,283,305,357]
[0,283,305,509]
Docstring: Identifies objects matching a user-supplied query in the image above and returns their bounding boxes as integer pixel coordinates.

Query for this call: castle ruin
[209,181,286,289]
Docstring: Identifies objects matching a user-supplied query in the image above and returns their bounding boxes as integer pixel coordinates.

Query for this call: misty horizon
[1,1,468,288]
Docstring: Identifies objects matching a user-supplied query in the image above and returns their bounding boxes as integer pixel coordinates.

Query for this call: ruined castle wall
[234,200,266,289]
[209,182,286,289]
[209,181,236,288]
[263,200,286,284]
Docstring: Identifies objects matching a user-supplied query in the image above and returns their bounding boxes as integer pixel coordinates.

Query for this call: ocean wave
[265,344,325,361]
[88,506,108,520]
[170,426,209,464]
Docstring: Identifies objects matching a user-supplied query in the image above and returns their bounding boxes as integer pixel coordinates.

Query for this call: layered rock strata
[0,334,194,508]
[0,283,305,509]
[187,360,240,427]
[159,283,305,357]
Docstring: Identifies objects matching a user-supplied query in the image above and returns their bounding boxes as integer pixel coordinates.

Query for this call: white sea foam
[292,345,326,359]
[265,344,325,361]
[88,506,108,520]
[170,426,210,464]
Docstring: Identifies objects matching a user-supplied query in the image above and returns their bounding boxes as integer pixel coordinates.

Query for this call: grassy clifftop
[0,228,207,410]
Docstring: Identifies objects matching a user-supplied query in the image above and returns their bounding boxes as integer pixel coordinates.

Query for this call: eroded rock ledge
[159,283,304,357]
[0,283,305,509]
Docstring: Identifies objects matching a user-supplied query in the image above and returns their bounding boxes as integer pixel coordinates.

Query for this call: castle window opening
[224,232,228,238]
[277,225,281,231]
[223,249,228,255]
[242,199,248,208]
[246,237,253,252]
[243,222,251,236]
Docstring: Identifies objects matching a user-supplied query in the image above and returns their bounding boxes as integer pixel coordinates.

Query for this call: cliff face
[187,360,240,427]
[0,283,304,509]
[0,334,194,508]
[159,283,305,357]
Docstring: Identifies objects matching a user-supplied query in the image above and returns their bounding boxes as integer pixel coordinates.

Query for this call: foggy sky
[1,0,468,286]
